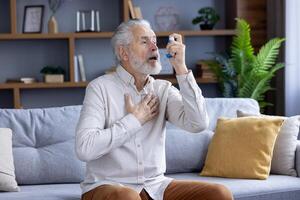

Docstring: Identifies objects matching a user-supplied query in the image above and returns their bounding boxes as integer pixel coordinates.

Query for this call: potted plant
[192,7,220,30]
[204,18,285,111]
[40,66,65,83]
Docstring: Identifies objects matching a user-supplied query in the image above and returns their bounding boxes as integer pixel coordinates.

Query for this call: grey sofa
[0,98,299,200]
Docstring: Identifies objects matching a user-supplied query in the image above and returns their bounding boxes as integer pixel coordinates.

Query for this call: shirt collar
[116,65,135,86]
[116,65,154,90]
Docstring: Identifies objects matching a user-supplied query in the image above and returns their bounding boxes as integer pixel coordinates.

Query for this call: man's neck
[120,63,148,92]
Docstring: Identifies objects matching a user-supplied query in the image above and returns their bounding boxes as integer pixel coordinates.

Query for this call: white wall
[285,0,300,116]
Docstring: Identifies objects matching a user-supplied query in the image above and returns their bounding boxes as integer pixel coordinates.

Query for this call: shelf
[0,30,235,40]
[155,30,236,37]
[0,82,88,89]
[0,32,114,40]
[0,76,217,90]
[151,75,217,84]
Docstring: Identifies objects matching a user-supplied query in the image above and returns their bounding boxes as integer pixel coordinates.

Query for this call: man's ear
[119,46,129,61]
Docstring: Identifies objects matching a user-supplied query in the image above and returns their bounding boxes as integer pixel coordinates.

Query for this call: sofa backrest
[0,106,85,185]
[165,98,260,174]
[205,98,260,130]
[0,98,260,183]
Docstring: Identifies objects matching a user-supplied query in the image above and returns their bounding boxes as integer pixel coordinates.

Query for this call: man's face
[127,25,161,75]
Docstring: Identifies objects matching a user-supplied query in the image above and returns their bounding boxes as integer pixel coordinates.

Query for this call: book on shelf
[77,54,87,82]
[134,7,143,19]
[128,0,136,19]
[74,55,80,82]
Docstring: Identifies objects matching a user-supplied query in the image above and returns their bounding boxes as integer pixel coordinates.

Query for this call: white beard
[128,52,162,75]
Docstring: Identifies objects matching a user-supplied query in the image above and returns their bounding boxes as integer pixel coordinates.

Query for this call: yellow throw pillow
[200,117,283,180]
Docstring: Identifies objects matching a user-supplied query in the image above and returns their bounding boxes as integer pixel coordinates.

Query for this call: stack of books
[196,60,217,80]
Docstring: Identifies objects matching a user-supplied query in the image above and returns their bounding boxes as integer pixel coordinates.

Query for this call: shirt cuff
[176,70,195,83]
[176,70,199,92]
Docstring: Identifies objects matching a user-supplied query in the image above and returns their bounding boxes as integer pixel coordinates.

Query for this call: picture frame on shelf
[22,5,44,33]
[158,48,174,75]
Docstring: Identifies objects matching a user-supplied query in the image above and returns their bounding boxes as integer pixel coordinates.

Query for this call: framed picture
[159,48,174,75]
[23,5,44,33]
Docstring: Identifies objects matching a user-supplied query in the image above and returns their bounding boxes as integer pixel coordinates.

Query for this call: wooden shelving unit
[0,0,237,108]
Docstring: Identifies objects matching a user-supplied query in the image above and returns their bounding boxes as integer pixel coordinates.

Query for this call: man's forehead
[132,25,156,38]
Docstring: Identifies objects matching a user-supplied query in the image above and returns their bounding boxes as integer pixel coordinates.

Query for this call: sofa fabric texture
[0,106,85,185]
[0,98,299,200]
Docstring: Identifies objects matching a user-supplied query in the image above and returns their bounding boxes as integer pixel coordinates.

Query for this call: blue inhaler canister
[166,36,175,58]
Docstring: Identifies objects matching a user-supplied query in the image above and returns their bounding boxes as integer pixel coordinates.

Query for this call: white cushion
[0,128,19,192]
[237,110,300,176]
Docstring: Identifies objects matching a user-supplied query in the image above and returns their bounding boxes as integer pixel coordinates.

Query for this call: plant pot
[200,24,214,30]
[44,74,64,83]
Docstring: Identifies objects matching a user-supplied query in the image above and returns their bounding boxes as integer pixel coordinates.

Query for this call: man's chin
[148,65,162,75]
[138,64,161,75]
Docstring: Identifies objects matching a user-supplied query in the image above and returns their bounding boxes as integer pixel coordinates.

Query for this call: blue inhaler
[166,36,175,59]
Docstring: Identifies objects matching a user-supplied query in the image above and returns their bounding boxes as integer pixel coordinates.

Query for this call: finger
[166,42,181,50]
[150,107,159,118]
[150,101,160,113]
[147,95,157,107]
[142,94,153,104]
[150,97,160,109]
[169,33,182,44]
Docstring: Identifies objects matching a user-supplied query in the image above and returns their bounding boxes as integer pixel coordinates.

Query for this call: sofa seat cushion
[0,184,81,200]
[168,173,300,200]
[0,106,85,184]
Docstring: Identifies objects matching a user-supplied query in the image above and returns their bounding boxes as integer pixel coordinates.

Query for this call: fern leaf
[254,38,285,71]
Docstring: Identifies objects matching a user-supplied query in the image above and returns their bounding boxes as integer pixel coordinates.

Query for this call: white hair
[111,19,152,64]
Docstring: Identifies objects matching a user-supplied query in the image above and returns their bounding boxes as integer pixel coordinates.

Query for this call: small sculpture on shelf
[192,7,220,30]
[48,0,62,33]
[76,10,101,32]
[40,66,65,83]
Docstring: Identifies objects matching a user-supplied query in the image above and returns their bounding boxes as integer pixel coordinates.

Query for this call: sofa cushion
[0,106,85,184]
[237,110,300,176]
[165,125,213,174]
[168,173,300,200]
[0,184,81,200]
[205,98,260,130]
[201,117,283,179]
[0,128,19,192]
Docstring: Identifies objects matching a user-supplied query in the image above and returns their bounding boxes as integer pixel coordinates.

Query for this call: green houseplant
[205,18,285,110]
[192,7,220,30]
[40,66,65,83]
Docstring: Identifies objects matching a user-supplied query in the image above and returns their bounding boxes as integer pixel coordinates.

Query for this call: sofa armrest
[297,140,300,177]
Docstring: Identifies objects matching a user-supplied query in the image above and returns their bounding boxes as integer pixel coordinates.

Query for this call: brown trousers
[82,180,233,200]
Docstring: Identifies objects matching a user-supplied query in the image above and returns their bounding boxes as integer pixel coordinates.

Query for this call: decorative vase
[48,16,58,33]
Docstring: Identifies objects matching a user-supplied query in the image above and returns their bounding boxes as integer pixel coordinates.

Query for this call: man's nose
[150,42,158,51]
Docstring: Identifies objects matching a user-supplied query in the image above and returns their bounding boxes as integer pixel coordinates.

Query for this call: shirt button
[139,162,143,165]
[137,144,141,147]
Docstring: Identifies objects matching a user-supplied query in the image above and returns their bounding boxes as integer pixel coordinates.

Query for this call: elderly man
[75,19,233,200]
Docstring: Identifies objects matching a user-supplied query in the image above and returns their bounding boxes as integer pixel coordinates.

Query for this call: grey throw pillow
[0,128,20,192]
[237,110,300,176]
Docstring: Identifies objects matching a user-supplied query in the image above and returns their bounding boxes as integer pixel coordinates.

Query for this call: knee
[209,184,233,200]
[111,187,141,200]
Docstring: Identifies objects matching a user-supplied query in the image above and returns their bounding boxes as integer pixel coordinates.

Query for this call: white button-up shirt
[75,65,209,200]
